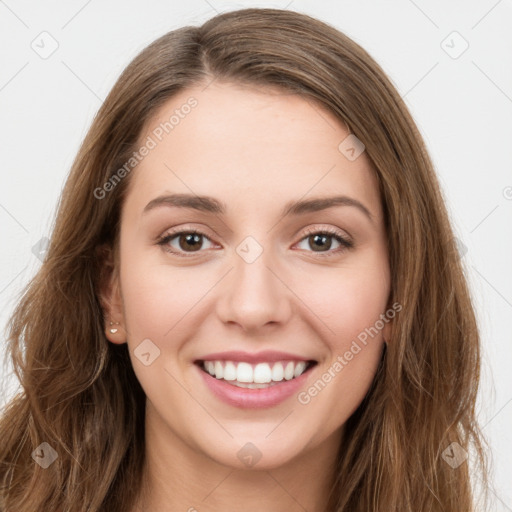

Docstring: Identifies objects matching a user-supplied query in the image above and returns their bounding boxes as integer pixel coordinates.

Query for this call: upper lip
[195,350,315,364]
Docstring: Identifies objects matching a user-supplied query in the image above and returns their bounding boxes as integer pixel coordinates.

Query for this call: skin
[102,81,391,512]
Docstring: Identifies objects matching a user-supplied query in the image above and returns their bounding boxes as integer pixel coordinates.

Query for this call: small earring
[109,321,120,334]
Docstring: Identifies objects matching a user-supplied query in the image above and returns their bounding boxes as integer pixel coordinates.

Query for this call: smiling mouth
[194,359,318,389]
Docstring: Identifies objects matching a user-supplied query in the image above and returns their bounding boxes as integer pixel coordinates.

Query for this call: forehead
[127,81,383,221]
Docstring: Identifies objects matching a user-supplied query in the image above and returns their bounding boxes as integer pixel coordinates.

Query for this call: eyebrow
[143,193,374,223]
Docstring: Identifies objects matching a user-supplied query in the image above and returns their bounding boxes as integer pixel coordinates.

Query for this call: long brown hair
[0,8,488,511]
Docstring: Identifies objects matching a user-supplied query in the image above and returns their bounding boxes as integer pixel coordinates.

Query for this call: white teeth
[284,362,294,380]
[223,361,237,381]
[253,363,272,383]
[236,362,253,382]
[201,359,311,384]
[214,361,224,379]
[271,363,284,382]
[294,361,306,378]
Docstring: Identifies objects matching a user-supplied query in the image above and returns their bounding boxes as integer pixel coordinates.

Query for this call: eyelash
[156,226,354,258]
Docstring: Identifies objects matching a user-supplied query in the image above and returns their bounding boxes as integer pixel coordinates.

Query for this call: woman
[0,8,488,511]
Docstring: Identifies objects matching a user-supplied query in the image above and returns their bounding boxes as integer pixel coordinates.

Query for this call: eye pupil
[180,233,202,251]
[310,234,331,251]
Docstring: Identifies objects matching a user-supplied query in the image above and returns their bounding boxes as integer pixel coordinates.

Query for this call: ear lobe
[382,317,392,345]
[96,244,127,344]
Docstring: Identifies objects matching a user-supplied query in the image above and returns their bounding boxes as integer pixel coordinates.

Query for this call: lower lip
[195,363,315,409]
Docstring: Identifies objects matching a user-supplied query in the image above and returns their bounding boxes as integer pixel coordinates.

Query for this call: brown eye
[295,229,353,256]
[308,233,333,252]
[178,233,203,252]
[158,230,216,255]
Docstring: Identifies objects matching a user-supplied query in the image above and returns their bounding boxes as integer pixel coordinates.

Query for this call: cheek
[118,227,212,333]
[120,263,206,340]
[292,264,389,428]
[118,256,206,399]
[293,257,390,347]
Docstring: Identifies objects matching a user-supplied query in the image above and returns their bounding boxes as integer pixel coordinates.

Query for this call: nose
[215,247,293,334]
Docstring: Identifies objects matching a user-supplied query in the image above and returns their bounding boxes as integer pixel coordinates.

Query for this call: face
[104,81,391,470]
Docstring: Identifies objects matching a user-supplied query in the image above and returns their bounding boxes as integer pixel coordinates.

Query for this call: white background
[0,1,511,509]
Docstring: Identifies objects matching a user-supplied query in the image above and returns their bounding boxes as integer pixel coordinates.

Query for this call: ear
[382,319,392,345]
[97,244,127,345]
